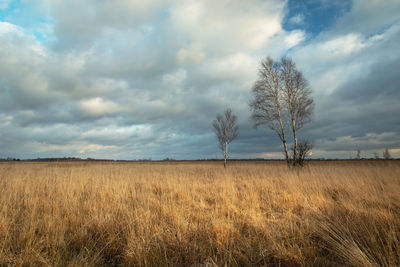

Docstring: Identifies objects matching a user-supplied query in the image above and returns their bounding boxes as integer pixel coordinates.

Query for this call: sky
[0,0,399,160]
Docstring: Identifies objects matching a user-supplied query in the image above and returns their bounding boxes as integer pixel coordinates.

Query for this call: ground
[0,161,399,266]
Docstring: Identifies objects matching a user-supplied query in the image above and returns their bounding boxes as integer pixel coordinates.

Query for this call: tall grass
[0,161,399,266]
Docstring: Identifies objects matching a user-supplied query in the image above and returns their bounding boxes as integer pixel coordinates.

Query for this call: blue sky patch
[283,0,352,36]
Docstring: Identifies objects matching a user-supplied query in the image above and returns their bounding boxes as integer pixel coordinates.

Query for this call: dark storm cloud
[332,0,400,36]
[291,4,400,157]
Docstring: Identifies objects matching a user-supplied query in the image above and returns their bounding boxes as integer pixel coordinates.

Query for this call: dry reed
[0,161,399,266]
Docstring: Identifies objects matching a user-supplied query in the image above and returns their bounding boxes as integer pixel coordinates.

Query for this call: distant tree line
[357,149,392,160]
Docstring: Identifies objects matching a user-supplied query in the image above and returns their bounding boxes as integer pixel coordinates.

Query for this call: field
[0,161,399,266]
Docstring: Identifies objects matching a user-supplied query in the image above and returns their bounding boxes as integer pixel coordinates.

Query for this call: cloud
[289,4,400,158]
[162,69,187,88]
[177,43,206,65]
[170,0,284,53]
[0,0,399,159]
[315,132,400,152]
[77,97,123,118]
[288,13,305,25]
[45,0,164,49]
[321,33,368,55]
[332,0,400,35]
[0,21,23,35]
[284,30,305,47]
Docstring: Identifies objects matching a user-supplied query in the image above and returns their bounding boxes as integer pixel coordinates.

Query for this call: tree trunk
[224,142,228,168]
[291,119,298,165]
[277,104,290,166]
[283,139,290,166]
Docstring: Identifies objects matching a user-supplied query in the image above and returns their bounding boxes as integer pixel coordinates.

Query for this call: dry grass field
[0,161,399,266]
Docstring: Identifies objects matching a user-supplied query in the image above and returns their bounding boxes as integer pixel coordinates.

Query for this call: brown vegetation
[0,161,399,266]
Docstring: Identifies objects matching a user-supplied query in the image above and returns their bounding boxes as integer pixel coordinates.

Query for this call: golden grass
[0,160,399,266]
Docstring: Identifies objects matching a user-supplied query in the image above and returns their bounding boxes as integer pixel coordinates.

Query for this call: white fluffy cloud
[171,0,284,53]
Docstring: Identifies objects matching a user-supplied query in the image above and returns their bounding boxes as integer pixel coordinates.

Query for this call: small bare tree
[281,57,314,165]
[356,150,361,160]
[383,148,391,160]
[297,141,312,166]
[250,57,290,165]
[212,108,239,168]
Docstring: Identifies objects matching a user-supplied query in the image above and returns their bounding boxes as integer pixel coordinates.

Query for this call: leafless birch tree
[249,57,290,164]
[281,57,314,165]
[213,108,239,168]
[356,150,361,160]
[250,56,314,166]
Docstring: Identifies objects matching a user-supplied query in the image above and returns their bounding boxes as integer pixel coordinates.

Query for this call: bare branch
[250,56,314,166]
[249,57,290,164]
[297,141,312,166]
[280,57,314,165]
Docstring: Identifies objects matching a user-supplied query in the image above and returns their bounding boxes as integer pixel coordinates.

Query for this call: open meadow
[0,161,399,266]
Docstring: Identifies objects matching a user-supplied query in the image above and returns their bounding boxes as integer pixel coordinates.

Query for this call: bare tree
[213,108,239,168]
[356,150,361,160]
[250,57,290,165]
[297,141,312,166]
[383,148,391,160]
[280,57,314,165]
[250,56,314,166]
[373,152,380,159]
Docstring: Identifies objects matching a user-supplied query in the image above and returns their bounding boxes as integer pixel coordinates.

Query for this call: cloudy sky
[0,0,399,160]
